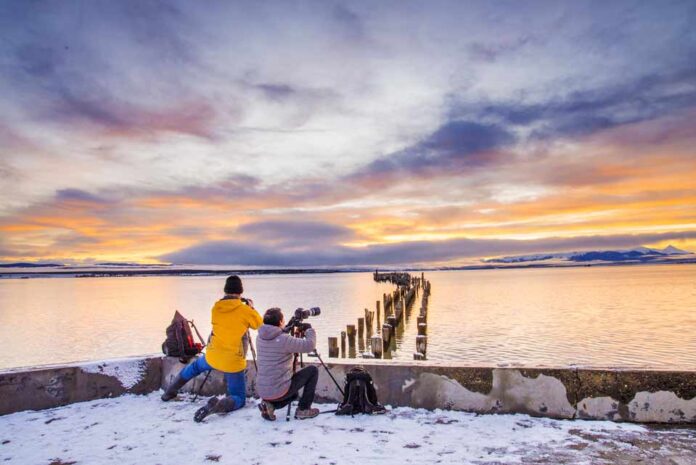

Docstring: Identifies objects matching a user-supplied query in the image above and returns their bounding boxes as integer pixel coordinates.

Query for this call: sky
[0,0,695,267]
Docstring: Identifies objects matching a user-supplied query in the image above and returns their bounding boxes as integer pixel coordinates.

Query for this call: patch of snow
[80,358,147,389]
[1,393,694,465]
[660,245,690,255]
[401,378,416,391]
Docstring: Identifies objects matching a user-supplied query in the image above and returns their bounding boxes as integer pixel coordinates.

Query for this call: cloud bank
[0,1,695,265]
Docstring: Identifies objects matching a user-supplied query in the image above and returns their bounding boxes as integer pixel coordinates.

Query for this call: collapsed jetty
[327,272,431,360]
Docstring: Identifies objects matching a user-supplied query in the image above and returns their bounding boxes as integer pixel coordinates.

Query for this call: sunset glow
[1,1,695,266]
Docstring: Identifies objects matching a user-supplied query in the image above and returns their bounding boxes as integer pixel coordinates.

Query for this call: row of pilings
[328,271,432,360]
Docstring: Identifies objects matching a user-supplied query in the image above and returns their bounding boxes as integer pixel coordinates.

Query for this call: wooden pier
[328,271,432,360]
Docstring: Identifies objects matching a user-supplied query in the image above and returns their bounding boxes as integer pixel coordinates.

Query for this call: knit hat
[224,275,243,294]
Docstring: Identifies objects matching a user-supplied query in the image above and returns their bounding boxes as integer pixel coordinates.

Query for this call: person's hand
[299,322,312,332]
[244,298,254,308]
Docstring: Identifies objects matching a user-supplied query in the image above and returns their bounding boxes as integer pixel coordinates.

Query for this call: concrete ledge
[4,356,695,424]
[308,362,695,423]
[0,356,162,416]
[161,357,696,424]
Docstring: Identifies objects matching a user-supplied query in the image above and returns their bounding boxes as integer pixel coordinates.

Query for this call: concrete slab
[0,356,161,416]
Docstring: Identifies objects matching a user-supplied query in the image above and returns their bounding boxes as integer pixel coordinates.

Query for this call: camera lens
[295,307,321,319]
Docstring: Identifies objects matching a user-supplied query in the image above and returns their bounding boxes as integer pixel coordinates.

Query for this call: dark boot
[161,374,187,401]
[212,396,237,414]
[193,396,237,423]
[194,397,219,423]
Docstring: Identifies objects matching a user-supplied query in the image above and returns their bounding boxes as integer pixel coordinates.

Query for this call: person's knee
[179,365,195,381]
[307,365,319,381]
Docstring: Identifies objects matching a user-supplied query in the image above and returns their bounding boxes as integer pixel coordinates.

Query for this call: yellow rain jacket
[205,298,263,373]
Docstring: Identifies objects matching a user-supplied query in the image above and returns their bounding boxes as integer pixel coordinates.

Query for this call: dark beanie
[224,275,243,294]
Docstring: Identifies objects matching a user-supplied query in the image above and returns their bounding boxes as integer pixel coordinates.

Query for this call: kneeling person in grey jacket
[256,307,320,421]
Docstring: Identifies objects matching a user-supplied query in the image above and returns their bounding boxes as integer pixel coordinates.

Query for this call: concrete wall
[3,356,695,424]
[0,356,161,416]
[162,358,696,424]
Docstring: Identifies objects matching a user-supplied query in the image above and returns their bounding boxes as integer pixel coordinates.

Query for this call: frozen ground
[0,393,694,465]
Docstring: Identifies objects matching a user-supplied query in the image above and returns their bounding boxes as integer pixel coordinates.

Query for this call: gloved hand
[299,322,312,332]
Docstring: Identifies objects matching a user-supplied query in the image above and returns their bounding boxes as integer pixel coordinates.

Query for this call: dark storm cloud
[254,83,296,101]
[55,189,112,204]
[354,120,515,179]
[467,34,538,63]
[237,220,355,245]
[331,4,366,42]
[458,65,696,140]
[161,231,696,267]
[0,0,213,138]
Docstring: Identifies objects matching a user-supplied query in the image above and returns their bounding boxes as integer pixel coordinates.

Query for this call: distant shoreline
[1,257,694,279]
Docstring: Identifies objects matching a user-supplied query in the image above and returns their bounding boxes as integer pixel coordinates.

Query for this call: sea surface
[1,264,695,370]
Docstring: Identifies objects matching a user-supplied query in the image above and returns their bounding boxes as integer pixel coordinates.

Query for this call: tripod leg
[314,352,345,397]
[192,370,212,403]
[286,401,292,422]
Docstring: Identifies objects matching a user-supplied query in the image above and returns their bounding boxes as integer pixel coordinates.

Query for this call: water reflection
[0,265,694,370]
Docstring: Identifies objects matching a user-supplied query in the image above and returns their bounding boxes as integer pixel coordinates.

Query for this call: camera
[294,307,321,320]
[283,307,321,333]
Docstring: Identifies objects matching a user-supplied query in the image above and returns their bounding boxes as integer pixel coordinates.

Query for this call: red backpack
[161,311,205,362]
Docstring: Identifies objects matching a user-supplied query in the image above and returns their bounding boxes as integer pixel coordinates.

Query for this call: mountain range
[485,245,692,264]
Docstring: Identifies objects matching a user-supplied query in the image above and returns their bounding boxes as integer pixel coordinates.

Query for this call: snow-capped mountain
[486,245,691,264]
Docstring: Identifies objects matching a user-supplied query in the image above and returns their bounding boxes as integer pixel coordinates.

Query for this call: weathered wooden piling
[371,336,383,359]
[335,272,433,360]
[357,318,365,353]
[340,331,346,358]
[328,337,339,357]
[382,324,392,348]
[374,271,411,287]
[416,335,427,357]
[347,325,356,357]
[346,324,356,341]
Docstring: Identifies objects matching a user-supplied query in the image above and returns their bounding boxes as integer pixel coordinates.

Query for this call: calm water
[0,265,695,370]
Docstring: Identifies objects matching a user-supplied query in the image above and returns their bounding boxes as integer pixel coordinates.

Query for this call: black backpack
[336,367,387,416]
[161,310,204,362]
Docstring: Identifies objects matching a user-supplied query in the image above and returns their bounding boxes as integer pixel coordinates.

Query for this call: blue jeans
[180,355,246,410]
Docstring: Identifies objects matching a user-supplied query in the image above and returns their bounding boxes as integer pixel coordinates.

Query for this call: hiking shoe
[211,396,237,414]
[194,397,219,423]
[294,407,320,420]
[258,401,276,421]
[161,374,187,402]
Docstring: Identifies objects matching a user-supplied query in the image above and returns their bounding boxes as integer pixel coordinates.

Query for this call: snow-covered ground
[1,393,694,465]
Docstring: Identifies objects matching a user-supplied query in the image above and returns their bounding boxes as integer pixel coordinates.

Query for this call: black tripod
[284,326,345,421]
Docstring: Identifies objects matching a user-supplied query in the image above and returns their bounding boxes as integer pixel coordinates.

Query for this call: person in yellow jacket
[161,275,263,422]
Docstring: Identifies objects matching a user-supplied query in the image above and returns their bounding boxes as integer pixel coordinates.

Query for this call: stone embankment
[2,356,694,424]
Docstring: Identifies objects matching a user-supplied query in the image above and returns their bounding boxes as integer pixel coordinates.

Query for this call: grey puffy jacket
[255,324,316,400]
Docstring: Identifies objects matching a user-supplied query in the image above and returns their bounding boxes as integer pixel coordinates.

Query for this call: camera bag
[161,310,204,362]
[336,367,386,416]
